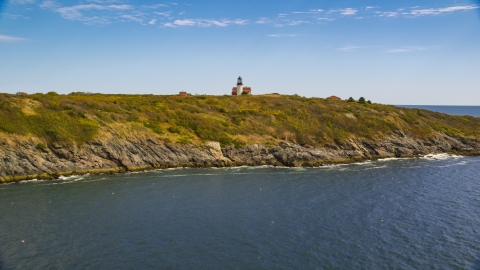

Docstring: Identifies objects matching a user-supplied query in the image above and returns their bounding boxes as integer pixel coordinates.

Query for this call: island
[0,92,479,183]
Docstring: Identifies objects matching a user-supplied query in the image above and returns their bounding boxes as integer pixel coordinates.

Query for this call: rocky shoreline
[1,132,479,183]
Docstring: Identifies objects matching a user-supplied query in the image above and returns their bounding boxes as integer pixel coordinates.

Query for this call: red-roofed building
[179,91,187,96]
[326,95,341,100]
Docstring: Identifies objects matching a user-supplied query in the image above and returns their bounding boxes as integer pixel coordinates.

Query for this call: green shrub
[232,138,247,148]
[177,136,193,144]
[144,122,164,135]
[168,126,181,134]
[36,143,47,150]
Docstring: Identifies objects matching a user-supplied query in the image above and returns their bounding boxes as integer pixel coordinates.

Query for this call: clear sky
[1,0,479,105]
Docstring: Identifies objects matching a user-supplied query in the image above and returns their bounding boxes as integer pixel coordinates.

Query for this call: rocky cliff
[1,131,479,183]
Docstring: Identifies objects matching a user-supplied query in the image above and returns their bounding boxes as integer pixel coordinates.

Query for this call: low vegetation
[0,92,478,147]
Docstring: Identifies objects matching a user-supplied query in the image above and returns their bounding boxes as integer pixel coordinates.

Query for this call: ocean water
[397,105,480,117]
[1,154,480,269]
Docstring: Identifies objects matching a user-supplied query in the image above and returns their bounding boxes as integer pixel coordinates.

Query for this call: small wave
[165,167,190,171]
[208,166,246,170]
[60,175,86,182]
[246,165,276,169]
[50,179,85,185]
[362,165,388,170]
[47,174,87,185]
[188,173,219,176]
[125,171,145,175]
[161,173,222,178]
[319,163,350,168]
[268,166,301,170]
[58,175,82,181]
[434,161,469,168]
[421,153,462,161]
[290,167,307,171]
[377,157,404,162]
[19,178,44,184]
[352,160,373,165]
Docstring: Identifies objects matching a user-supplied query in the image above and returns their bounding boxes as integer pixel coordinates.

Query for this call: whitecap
[19,178,44,184]
[421,153,462,161]
[362,165,388,170]
[352,161,374,166]
[377,157,404,162]
[50,176,86,185]
[58,175,80,180]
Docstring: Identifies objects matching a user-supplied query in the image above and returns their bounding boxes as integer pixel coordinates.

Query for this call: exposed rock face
[0,132,479,183]
[205,141,229,162]
[223,132,479,165]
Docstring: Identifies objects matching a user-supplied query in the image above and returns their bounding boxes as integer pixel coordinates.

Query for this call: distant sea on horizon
[396,105,480,117]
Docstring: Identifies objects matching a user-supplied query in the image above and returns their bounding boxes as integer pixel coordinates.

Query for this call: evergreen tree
[347,97,355,102]
[358,97,366,104]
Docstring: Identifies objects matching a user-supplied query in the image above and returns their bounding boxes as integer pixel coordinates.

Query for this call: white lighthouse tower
[237,76,244,95]
[231,76,251,95]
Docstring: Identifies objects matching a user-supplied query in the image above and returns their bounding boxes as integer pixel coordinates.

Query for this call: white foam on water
[246,165,276,170]
[126,171,143,175]
[321,163,350,168]
[190,173,219,176]
[434,160,470,168]
[268,166,299,170]
[19,178,44,184]
[362,165,388,170]
[165,167,190,171]
[291,167,307,171]
[161,173,222,178]
[47,174,89,185]
[352,161,374,166]
[421,153,462,161]
[51,179,85,185]
[313,163,354,171]
[58,175,81,181]
[377,157,404,162]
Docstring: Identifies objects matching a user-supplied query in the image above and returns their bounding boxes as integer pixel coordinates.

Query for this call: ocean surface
[1,154,480,269]
[397,105,480,117]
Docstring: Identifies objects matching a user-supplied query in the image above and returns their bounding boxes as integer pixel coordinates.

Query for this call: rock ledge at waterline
[1,133,479,183]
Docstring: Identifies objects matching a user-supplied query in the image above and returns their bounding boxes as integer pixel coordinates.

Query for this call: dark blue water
[1,154,480,269]
[398,105,480,117]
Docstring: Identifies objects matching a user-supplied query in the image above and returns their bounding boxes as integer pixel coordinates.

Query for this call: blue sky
[1,0,479,104]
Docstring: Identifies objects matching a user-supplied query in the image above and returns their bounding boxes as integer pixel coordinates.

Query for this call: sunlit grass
[0,92,478,147]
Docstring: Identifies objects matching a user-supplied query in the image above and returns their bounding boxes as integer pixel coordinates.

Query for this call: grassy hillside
[0,92,479,147]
